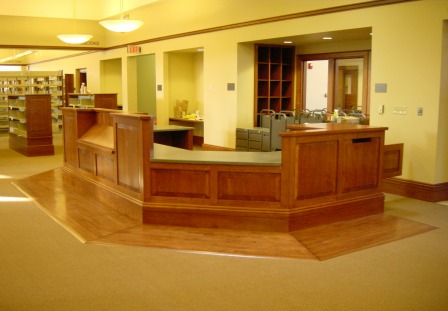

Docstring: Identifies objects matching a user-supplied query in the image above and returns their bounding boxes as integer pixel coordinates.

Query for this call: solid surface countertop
[284,122,388,136]
[151,143,281,166]
[68,93,118,96]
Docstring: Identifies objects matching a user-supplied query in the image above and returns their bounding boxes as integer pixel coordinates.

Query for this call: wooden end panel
[62,111,78,166]
[296,140,338,200]
[151,169,210,198]
[94,94,117,109]
[341,137,380,193]
[383,143,403,178]
[26,95,52,138]
[218,171,281,201]
[116,123,141,192]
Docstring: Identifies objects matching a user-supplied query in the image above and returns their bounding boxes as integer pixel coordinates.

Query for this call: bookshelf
[8,94,54,156]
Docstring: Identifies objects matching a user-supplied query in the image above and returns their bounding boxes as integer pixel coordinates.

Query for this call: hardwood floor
[13,167,437,260]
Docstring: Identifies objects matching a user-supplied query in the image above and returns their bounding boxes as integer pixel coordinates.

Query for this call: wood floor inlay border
[13,168,438,260]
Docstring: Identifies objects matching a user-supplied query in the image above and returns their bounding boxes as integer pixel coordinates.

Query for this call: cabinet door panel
[296,141,338,199]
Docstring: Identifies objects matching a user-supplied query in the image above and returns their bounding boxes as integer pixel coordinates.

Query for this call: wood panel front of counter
[281,123,388,229]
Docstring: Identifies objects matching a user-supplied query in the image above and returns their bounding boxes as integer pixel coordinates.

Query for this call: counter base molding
[142,193,384,232]
[59,108,395,233]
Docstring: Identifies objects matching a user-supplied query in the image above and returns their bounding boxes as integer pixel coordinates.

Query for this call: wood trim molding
[383,178,448,202]
[115,0,418,50]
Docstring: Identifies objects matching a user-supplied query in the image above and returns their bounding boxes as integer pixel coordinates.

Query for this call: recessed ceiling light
[323,36,333,40]
[284,40,293,44]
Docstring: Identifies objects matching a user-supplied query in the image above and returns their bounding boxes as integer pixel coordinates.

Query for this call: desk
[154,125,194,150]
[62,108,399,232]
[169,117,204,145]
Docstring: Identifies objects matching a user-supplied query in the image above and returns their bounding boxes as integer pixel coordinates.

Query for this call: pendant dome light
[57,0,93,44]
[99,0,144,33]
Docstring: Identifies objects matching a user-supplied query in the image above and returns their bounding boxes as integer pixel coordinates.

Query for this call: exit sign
[127,45,141,53]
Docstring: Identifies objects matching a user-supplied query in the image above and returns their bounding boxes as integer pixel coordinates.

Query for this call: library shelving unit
[0,96,7,132]
[8,94,54,156]
[254,44,295,126]
[0,71,64,133]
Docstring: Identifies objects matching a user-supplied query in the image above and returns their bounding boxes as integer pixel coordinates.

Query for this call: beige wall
[100,58,122,106]
[28,0,448,186]
[167,51,203,117]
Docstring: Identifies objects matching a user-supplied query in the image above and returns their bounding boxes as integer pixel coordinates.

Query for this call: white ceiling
[0,0,161,66]
[0,0,160,20]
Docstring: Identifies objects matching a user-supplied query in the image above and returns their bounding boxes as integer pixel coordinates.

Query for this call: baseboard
[383,178,448,202]
[201,144,234,151]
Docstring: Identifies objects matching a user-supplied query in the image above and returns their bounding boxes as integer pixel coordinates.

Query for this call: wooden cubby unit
[254,44,295,126]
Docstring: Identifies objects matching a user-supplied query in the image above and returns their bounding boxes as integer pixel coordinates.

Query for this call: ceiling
[0,0,161,66]
[0,0,372,66]
[0,0,160,20]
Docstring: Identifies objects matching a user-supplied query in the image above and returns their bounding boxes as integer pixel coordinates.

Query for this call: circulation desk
[61,108,396,232]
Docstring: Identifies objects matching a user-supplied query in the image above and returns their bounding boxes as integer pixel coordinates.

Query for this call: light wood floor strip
[13,168,140,242]
[291,214,437,260]
[95,224,317,259]
[13,168,438,261]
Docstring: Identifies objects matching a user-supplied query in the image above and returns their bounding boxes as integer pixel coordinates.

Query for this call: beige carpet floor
[1,133,448,310]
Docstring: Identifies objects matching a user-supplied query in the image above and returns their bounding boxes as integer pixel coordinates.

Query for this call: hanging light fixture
[99,0,144,33]
[57,0,93,44]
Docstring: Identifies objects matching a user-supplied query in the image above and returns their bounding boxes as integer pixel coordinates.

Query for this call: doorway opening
[297,51,370,115]
[75,68,87,93]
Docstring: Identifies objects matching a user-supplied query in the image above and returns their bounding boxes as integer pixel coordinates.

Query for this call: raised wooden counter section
[68,93,118,109]
[61,108,394,232]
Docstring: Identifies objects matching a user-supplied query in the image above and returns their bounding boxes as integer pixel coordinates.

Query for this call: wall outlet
[417,107,423,116]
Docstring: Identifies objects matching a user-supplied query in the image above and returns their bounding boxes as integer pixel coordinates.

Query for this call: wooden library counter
[61,108,401,232]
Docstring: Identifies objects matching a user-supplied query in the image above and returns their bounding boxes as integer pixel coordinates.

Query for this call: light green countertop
[151,144,281,166]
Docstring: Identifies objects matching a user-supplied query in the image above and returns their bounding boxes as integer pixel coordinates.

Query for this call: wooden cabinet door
[383,143,403,178]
